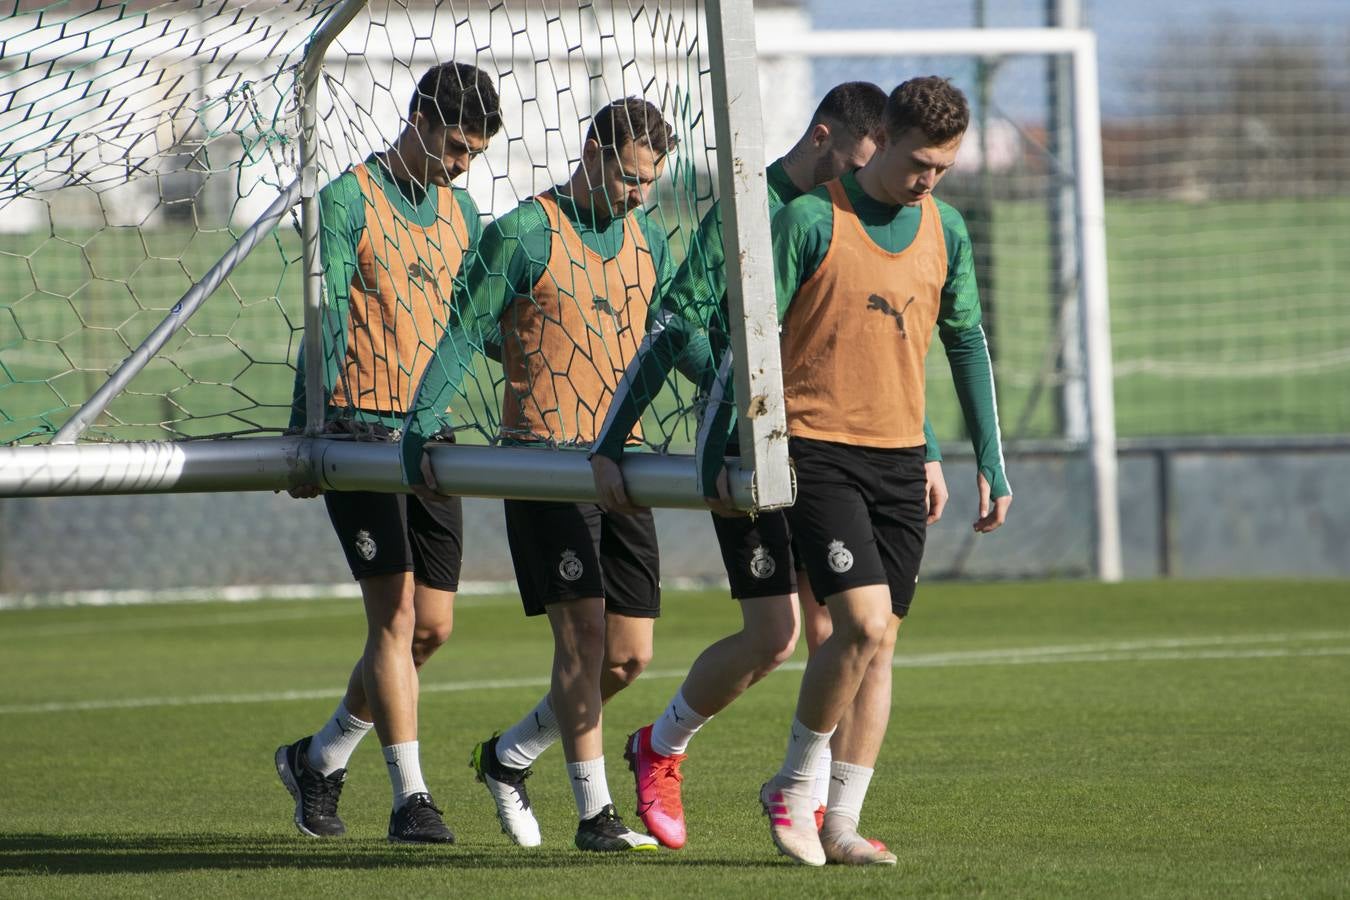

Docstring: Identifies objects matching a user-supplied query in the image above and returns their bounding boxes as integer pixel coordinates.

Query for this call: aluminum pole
[0,439,748,508]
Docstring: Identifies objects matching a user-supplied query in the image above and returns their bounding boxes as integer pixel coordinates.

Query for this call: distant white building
[0,0,814,231]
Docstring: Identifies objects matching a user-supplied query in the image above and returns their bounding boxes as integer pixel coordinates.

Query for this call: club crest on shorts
[558,548,584,582]
[827,539,854,574]
[749,545,776,580]
[354,529,377,562]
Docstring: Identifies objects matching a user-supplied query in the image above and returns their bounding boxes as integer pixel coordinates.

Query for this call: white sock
[776,718,835,786]
[382,741,429,809]
[650,687,712,756]
[306,700,373,776]
[826,760,874,830]
[812,745,833,808]
[567,756,613,821]
[497,694,561,770]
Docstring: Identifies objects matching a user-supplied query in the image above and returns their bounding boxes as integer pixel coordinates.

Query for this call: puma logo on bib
[866,293,915,339]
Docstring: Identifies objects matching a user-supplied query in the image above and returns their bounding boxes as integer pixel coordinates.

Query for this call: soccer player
[400,98,680,852]
[752,76,1012,866]
[587,82,946,851]
[274,62,501,844]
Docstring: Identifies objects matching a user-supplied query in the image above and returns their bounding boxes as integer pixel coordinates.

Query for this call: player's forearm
[942,325,1010,497]
[694,350,736,498]
[455,212,543,345]
[671,325,716,394]
[591,318,690,461]
[402,267,506,484]
[453,246,517,340]
[400,327,479,485]
[655,253,722,393]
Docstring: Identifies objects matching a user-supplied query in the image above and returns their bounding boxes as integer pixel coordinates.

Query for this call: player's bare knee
[745,649,792,685]
[802,608,833,653]
[859,617,892,651]
[877,620,901,654]
[804,624,831,655]
[605,648,650,687]
[410,622,451,667]
[834,611,890,654]
[603,624,653,685]
[747,610,799,670]
[605,660,641,688]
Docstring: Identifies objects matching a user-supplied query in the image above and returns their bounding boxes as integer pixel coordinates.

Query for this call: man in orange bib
[275,63,500,845]
[755,77,1013,866]
[401,98,678,852]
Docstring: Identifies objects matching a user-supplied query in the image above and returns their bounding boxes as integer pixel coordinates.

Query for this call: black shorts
[503,500,661,618]
[324,490,464,590]
[716,436,797,600]
[784,436,927,618]
[711,510,798,600]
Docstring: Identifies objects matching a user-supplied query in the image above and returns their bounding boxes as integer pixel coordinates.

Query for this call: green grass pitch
[2,580,1347,897]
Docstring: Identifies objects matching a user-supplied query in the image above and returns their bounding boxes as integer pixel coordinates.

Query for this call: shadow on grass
[0,833,775,875]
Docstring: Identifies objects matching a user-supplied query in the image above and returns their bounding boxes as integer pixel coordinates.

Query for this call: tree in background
[1119,27,1350,199]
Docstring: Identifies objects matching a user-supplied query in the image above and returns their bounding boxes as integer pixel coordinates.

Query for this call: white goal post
[751,26,1121,580]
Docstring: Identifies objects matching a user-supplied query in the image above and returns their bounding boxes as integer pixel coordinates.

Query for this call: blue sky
[803,0,1349,118]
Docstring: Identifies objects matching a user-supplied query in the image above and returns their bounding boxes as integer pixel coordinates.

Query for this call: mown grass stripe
[4,636,1345,716]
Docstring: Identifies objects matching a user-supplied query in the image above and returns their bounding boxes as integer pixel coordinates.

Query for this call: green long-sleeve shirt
[400,189,683,484]
[289,157,482,432]
[763,169,1010,497]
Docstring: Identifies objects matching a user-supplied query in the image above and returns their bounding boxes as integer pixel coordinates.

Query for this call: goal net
[309,2,718,448]
[0,2,327,444]
[0,0,788,507]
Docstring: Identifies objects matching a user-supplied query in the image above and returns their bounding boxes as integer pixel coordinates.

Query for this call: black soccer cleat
[574,804,659,852]
[388,792,455,844]
[275,736,348,838]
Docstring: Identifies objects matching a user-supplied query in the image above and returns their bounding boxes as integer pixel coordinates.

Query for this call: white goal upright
[0,4,1121,578]
[749,25,1122,581]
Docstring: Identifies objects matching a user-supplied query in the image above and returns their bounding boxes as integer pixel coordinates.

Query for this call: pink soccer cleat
[625,724,688,849]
